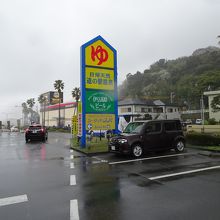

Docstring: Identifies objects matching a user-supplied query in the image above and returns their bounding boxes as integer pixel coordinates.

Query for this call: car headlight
[118,139,128,144]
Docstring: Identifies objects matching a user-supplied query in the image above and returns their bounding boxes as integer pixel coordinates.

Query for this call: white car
[10,126,19,132]
[195,119,202,125]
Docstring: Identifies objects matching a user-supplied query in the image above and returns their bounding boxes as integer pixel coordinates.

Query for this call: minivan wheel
[174,140,185,152]
[132,144,143,158]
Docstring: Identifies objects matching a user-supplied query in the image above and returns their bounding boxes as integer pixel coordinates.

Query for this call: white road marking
[70,155,74,159]
[92,156,103,161]
[70,175,76,186]
[108,153,194,165]
[70,149,73,153]
[70,199,79,220]
[0,194,28,207]
[149,165,220,181]
[70,162,75,169]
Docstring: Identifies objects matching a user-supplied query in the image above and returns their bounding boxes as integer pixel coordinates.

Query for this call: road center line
[70,199,79,220]
[70,149,73,153]
[70,155,74,160]
[0,194,28,207]
[70,162,75,169]
[70,175,76,186]
[149,165,220,180]
[109,153,194,165]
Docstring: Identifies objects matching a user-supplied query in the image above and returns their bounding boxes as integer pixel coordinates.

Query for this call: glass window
[167,108,173,113]
[153,108,163,113]
[121,107,132,113]
[164,122,180,131]
[146,122,161,133]
[123,122,144,133]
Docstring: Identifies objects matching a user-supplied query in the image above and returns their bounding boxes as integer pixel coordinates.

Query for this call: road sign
[86,90,114,113]
[80,36,118,148]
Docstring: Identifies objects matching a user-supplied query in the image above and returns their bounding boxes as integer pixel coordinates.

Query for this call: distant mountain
[192,46,220,56]
[119,46,220,110]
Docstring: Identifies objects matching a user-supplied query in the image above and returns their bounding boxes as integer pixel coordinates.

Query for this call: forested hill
[118,46,220,109]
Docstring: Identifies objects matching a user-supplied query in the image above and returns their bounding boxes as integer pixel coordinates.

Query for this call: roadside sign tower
[80,36,118,148]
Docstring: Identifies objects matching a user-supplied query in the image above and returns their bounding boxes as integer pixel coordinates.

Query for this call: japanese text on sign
[86,114,115,130]
[85,67,114,90]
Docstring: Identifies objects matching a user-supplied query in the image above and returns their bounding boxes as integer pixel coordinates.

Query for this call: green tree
[54,80,64,127]
[38,95,47,126]
[211,95,220,112]
[72,87,80,115]
[27,98,35,109]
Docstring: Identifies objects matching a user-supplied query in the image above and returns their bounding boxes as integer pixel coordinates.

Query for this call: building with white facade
[40,98,181,130]
[40,102,77,127]
[204,90,220,121]
[118,98,181,131]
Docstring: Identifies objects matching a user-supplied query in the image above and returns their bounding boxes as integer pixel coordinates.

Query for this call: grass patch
[206,146,220,151]
[70,137,109,154]
[188,144,220,152]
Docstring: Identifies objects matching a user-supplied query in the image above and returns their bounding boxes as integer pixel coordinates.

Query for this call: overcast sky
[0,0,220,121]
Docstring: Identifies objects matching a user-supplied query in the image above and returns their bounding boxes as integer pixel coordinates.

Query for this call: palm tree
[22,102,29,126]
[38,95,47,125]
[72,87,81,115]
[54,80,64,127]
[27,98,35,109]
[26,98,35,124]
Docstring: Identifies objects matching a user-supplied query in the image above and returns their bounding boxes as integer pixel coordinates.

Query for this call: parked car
[25,124,48,143]
[109,120,185,158]
[10,126,19,132]
[195,119,202,125]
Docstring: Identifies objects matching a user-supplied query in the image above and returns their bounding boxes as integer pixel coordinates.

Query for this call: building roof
[118,98,179,107]
[45,102,77,110]
[118,98,154,106]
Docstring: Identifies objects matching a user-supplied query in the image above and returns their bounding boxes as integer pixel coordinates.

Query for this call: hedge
[186,133,220,146]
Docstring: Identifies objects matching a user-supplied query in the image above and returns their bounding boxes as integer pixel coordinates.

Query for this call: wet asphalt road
[0,132,220,220]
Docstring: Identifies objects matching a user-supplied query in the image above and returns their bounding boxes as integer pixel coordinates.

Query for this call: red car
[25,124,48,143]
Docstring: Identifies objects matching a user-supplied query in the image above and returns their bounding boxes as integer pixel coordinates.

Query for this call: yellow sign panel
[72,116,78,135]
[85,67,114,90]
[86,114,115,130]
[85,40,114,68]
[77,101,82,113]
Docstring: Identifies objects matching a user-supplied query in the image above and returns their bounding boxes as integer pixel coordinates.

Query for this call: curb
[70,146,109,156]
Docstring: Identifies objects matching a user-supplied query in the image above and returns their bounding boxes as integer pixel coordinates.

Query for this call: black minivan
[109,120,185,157]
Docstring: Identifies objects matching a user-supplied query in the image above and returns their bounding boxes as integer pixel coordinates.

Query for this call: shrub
[208,118,217,125]
[186,132,220,146]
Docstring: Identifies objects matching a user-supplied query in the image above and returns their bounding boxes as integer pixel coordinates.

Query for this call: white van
[195,119,202,125]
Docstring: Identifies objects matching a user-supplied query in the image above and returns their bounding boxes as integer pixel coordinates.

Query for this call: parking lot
[69,148,220,220]
[1,132,220,220]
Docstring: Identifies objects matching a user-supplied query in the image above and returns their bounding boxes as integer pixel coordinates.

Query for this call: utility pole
[170,92,175,104]
[200,94,205,125]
